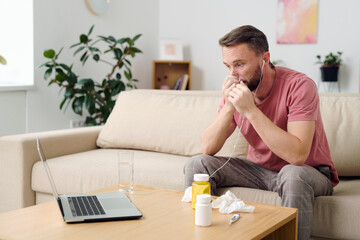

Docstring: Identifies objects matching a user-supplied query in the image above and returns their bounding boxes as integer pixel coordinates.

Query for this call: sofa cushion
[32,149,188,195]
[311,178,360,239]
[319,93,360,176]
[96,89,248,157]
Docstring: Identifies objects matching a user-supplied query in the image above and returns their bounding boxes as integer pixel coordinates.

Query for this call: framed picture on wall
[159,39,183,61]
[276,0,319,44]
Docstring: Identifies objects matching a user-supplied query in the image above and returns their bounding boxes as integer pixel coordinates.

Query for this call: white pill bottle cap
[194,173,209,182]
[196,194,211,203]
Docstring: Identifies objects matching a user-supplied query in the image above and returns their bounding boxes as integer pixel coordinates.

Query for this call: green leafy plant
[316,52,343,66]
[40,25,142,126]
[271,59,284,66]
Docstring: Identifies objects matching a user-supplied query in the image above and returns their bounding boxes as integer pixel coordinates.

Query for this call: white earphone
[261,60,265,72]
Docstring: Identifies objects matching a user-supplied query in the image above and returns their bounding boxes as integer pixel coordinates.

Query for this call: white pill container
[195,194,212,227]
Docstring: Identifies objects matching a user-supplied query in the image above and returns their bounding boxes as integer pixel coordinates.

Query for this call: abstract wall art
[277,0,319,44]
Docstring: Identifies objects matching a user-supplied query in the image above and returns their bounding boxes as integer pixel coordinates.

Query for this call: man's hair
[219,25,269,56]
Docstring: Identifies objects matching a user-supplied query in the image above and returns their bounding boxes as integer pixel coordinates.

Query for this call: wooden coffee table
[0,185,297,240]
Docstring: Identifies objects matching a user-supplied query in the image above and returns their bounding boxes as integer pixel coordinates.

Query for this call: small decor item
[277,0,319,44]
[159,39,183,61]
[157,75,170,89]
[86,0,110,15]
[316,52,343,82]
[0,55,6,65]
[39,25,142,126]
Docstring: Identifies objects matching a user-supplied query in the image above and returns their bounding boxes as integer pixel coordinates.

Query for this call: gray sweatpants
[184,155,333,240]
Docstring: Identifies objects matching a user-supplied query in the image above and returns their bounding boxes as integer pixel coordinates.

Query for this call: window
[0,0,34,90]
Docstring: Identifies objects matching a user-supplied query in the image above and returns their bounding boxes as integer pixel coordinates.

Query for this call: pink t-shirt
[219,66,339,186]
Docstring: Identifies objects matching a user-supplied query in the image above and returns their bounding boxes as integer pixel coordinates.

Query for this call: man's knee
[277,165,314,197]
[278,165,310,180]
[184,154,212,174]
[184,154,213,188]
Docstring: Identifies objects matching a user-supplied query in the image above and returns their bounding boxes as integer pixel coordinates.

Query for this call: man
[184,25,338,240]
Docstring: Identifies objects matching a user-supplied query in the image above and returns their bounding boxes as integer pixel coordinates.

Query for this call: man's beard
[240,65,262,92]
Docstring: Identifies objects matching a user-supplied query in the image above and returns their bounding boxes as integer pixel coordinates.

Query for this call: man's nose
[229,68,238,79]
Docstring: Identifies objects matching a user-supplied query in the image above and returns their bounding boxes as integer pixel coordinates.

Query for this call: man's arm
[201,77,238,155]
[229,82,315,165]
[201,105,237,155]
[246,108,315,165]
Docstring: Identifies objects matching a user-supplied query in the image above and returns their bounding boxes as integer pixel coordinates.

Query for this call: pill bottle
[192,173,211,209]
[195,194,212,227]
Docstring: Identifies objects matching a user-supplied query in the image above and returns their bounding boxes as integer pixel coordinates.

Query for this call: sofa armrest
[0,126,102,213]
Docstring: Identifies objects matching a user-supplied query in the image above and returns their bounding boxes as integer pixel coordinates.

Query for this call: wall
[0,91,26,135]
[26,0,159,133]
[1,0,359,136]
[0,0,159,136]
[159,0,360,91]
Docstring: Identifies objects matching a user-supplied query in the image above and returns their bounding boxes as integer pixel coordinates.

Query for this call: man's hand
[200,76,239,155]
[228,81,256,116]
[222,76,239,110]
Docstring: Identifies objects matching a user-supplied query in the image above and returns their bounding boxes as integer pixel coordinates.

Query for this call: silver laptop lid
[36,137,59,200]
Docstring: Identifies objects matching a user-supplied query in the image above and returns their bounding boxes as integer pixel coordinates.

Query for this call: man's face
[222,43,263,91]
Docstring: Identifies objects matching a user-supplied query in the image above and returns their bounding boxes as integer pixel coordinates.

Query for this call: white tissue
[182,187,255,214]
[181,186,192,202]
[212,190,255,214]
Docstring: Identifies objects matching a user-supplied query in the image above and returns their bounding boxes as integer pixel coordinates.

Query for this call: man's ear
[263,52,270,63]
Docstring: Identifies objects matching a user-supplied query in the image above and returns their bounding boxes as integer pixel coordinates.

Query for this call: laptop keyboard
[68,196,106,217]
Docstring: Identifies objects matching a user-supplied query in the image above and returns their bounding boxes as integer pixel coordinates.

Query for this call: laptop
[36,137,142,223]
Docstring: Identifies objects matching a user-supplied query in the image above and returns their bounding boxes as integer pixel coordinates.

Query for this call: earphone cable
[209,61,264,179]
[209,116,244,178]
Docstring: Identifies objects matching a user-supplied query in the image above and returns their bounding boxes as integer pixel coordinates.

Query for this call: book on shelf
[180,74,189,90]
[173,74,189,90]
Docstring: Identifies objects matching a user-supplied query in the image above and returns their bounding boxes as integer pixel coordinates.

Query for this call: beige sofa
[1,89,359,239]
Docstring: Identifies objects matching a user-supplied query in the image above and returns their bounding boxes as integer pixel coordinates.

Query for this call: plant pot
[320,66,339,82]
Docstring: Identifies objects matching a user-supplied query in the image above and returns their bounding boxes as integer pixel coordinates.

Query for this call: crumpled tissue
[182,187,255,214]
[212,190,255,213]
[181,186,193,202]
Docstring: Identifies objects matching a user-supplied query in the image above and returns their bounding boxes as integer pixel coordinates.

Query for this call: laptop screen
[37,137,60,200]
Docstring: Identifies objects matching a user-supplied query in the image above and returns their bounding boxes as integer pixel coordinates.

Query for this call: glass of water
[118,151,134,193]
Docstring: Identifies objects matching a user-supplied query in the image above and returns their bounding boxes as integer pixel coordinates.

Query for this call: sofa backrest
[319,93,360,177]
[97,90,360,177]
[96,90,248,157]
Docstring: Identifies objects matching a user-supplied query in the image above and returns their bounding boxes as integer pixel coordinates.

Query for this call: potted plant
[40,25,142,126]
[316,51,343,82]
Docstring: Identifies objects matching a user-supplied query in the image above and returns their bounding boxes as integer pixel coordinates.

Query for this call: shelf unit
[152,60,191,90]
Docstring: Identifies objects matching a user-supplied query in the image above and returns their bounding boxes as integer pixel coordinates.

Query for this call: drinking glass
[118,151,134,192]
